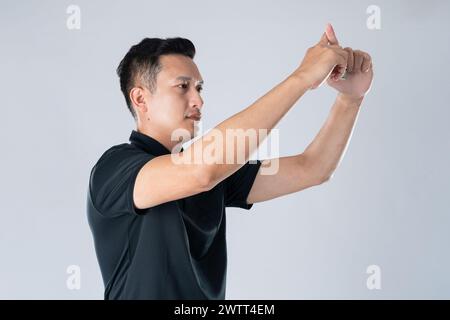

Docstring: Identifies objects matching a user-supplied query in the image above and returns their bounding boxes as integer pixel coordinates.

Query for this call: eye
[177,83,203,93]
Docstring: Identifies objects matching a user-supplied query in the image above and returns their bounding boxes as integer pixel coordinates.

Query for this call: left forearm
[303,93,364,181]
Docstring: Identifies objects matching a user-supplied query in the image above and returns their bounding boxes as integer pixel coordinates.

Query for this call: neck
[136,125,181,153]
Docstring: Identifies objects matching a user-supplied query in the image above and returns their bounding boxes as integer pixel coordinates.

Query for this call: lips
[186,113,201,121]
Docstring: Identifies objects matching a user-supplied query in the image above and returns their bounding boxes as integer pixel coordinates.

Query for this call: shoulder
[94,143,150,168]
[96,143,140,164]
[89,143,154,186]
[88,142,156,216]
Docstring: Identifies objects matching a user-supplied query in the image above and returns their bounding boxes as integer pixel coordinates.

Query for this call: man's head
[117,37,204,143]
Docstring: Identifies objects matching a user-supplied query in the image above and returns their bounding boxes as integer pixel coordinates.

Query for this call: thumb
[318,32,329,45]
[325,23,339,45]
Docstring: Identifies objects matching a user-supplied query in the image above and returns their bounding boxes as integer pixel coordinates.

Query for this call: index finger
[325,23,339,45]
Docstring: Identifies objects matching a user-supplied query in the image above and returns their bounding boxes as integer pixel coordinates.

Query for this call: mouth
[188,116,201,121]
[185,113,202,121]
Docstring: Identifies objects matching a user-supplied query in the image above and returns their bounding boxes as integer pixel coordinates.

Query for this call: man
[87,23,373,299]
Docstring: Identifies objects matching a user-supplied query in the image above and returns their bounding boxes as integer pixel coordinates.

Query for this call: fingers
[331,48,373,79]
[313,24,372,84]
[341,49,372,75]
[325,23,339,45]
[353,50,372,73]
[333,66,346,81]
[330,47,348,80]
[344,47,354,72]
[361,52,372,73]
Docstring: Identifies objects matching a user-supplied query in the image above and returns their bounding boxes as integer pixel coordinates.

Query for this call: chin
[172,120,195,142]
[186,119,200,137]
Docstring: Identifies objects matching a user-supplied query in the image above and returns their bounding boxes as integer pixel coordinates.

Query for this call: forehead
[158,54,203,83]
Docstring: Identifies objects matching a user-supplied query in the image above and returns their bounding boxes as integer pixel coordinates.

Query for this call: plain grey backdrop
[1,0,449,299]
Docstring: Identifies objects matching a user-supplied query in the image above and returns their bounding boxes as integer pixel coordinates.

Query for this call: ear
[129,87,148,114]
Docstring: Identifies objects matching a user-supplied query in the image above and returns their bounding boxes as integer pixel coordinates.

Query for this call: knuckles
[305,43,372,72]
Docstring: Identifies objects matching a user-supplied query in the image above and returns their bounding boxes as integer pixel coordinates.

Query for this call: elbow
[318,175,331,184]
[194,165,217,192]
[316,171,334,185]
[303,153,334,186]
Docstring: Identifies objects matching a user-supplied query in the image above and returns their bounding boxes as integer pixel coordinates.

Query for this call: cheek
[158,95,188,122]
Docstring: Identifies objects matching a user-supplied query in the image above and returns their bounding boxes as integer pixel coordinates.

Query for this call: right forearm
[216,73,308,136]
[185,73,310,185]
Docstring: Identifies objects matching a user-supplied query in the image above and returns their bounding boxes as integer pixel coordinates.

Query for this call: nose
[190,90,204,111]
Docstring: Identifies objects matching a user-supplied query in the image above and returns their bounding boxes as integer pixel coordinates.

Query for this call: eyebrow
[175,76,204,86]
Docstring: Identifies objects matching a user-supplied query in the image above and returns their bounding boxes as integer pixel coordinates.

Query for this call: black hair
[116,37,196,120]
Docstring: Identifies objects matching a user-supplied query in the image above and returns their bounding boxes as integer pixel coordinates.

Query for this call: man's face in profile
[142,54,204,140]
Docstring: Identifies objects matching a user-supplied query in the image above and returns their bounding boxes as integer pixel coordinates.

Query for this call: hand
[327,48,374,100]
[325,24,374,100]
[292,23,349,90]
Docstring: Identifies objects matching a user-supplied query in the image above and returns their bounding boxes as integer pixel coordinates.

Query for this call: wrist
[288,71,313,93]
[337,93,364,106]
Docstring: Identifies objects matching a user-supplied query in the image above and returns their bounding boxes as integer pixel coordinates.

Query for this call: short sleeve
[89,146,155,217]
[224,160,262,210]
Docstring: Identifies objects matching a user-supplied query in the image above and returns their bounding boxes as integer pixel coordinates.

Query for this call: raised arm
[134,26,349,210]
[246,24,374,204]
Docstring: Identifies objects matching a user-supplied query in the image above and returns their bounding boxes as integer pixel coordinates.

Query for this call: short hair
[116,37,196,120]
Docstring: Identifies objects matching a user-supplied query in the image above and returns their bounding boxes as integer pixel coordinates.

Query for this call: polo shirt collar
[129,130,179,156]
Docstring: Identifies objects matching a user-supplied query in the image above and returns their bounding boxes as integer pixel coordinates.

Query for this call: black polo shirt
[87,130,262,299]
